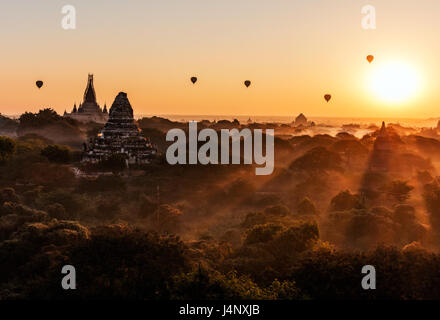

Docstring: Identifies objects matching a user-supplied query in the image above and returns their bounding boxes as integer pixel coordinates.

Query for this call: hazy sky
[1,0,440,118]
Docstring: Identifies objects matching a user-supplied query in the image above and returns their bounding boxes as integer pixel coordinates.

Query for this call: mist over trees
[2,112,440,299]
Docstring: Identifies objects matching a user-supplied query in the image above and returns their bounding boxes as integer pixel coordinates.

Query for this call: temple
[368,121,393,173]
[64,74,109,123]
[82,92,156,165]
[292,113,308,126]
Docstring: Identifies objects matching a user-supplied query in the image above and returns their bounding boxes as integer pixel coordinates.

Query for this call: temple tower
[82,92,156,165]
[79,74,101,114]
[64,74,108,123]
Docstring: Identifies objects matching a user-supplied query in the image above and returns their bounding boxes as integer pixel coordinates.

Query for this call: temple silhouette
[82,92,156,165]
[64,74,109,124]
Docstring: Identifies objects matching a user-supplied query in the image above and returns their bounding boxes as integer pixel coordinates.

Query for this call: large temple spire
[84,74,97,103]
[379,121,388,137]
[64,73,108,123]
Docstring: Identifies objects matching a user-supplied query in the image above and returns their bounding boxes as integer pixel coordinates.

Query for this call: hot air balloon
[190,77,197,84]
[367,55,374,64]
[244,80,251,88]
[36,80,44,89]
[324,94,331,102]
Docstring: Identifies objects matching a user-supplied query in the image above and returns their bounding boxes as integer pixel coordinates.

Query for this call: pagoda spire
[83,74,97,104]
[379,121,388,137]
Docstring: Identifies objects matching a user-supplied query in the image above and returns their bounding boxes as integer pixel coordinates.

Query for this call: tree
[154,204,183,233]
[329,190,363,212]
[290,147,343,173]
[423,179,440,236]
[19,108,61,127]
[169,268,294,300]
[241,212,267,229]
[272,222,320,255]
[0,187,18,205]
[387,180,414,203]
[41,145,71,163]
[244,224,283,245]
[297,198,318,215]
[46,203,69,220]
[0,136,16,164]
[264,205,290,217]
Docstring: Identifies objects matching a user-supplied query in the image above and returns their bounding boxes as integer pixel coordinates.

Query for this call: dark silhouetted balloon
[191,77,197,84]
[324,94,331,102]
[367,55,374,64]
[244,80,251,88]
[36,80,44,89]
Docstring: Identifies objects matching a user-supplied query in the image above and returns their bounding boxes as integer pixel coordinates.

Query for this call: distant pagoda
[82,92,156,165]
[64,74,109,124]
[367,121,403,173]
[360,121,404,204]
[293,113,308,126]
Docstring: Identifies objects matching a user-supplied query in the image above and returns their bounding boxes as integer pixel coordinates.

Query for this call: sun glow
[369,61,421,104]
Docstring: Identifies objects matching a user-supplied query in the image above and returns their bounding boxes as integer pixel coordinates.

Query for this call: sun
[369,61,421,104]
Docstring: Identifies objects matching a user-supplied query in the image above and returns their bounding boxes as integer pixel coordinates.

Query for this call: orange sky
[1,0,440,118]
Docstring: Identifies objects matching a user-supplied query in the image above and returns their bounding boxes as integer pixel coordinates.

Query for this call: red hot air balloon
[36,80,44,89]
[244,80,251,88]
[324,94,331,102]
[191,77,197,84]
[367,55,374,64]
